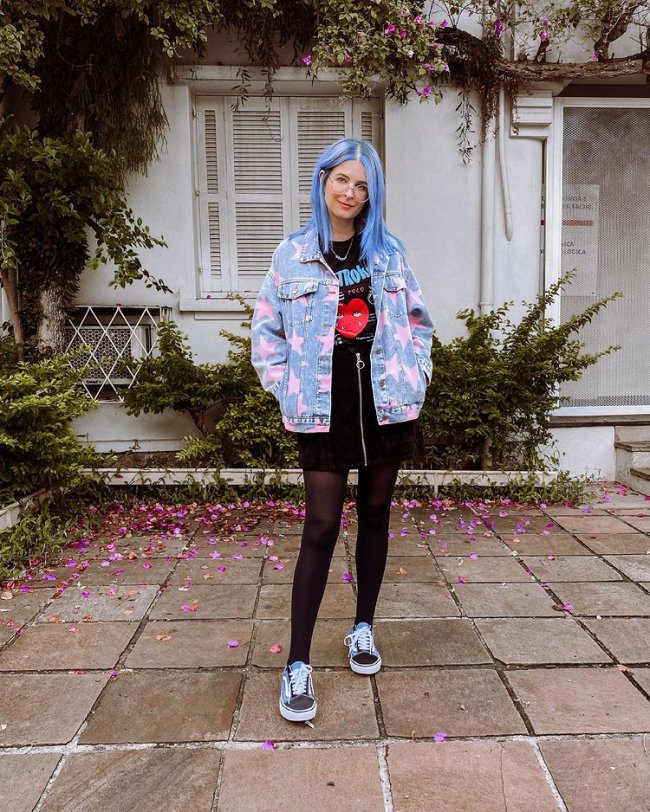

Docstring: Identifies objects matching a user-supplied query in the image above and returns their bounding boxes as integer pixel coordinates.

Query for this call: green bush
[124,314,297,468]
[417,273,620,471]
[0,337,97,503]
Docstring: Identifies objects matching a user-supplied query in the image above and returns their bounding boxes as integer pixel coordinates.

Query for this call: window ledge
[179,295,256,313]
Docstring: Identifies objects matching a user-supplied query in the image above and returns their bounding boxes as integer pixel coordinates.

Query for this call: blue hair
[296,138,405,264]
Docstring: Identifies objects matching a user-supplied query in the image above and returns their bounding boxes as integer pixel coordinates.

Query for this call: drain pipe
[479,111,497,316]
[498,88,513,242]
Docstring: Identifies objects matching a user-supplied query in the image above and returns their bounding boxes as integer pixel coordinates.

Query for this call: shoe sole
[279,700,317,722]
[349,657,382,675]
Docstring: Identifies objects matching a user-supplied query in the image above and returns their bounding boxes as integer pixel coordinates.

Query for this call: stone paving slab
[0,621,136,671]
[218,747,384,811]
[575,533,650,554]
[503,535,593,556]
[387,740,559,811]
[0,672,109,745]
[261,555,353,585]
[192,535,269,557]
[475,618,611,665]
[376,619,491,666]
[521,554,623,581]
[549,582,650,616]
[0,753,61,812]
[235,670,378,741]
[540,737,650,812]
[631,667,650,696]
[41,584,159,623]
[506,667,650,734]
[250,619,349,667]
[604,554,650,581]
[170,557,263,585]
[377,669,527,737]
[380,555,444,583]
[621,515,650,532]
[582,617,650,662]
[125,619,254,668]
[375,583,460,618]
[39,748,222,812]
[454,583,558,617]
[105,535,187,557]
[256,584,356,619]
[0,588,55,625]
[385,538,434,556]
[150,583,258,620]
[79,670,241,743]
[66,558,176,585]
[436,555,532,583]
[555,515,638,533]
[490,517,564,535]
[429,536,512,556]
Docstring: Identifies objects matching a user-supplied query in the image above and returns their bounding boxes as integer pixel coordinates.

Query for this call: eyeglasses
[328,173,369,202]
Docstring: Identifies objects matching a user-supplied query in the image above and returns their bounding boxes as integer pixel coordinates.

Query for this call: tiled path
[1,485,650,810]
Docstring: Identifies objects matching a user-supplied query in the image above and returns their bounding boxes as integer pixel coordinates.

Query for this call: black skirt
[296,342,418,471]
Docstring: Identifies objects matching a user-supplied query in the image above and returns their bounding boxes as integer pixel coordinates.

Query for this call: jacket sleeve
[251,257,287,397]
[402,258,434,384]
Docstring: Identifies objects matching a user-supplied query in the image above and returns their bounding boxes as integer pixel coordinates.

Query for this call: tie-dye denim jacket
[251,229,434,433]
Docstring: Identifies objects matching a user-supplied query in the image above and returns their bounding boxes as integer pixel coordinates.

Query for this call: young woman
[251,138,434,722]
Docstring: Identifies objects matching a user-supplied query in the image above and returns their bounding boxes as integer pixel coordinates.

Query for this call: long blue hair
[296,138,405,264]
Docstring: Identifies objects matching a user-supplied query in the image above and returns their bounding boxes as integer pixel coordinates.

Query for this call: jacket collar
[299,228,390,273]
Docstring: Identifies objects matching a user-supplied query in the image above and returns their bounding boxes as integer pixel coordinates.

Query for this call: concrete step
[615,440,650,452]
[626,468,650,496]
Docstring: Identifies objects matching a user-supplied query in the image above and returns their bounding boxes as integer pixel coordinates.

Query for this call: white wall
[550,426,616,479]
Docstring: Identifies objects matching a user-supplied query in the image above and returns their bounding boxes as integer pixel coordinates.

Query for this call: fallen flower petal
[262,740,276,750]
[269,643,283,654]
[433,732,447,742]
[227,639,239,648]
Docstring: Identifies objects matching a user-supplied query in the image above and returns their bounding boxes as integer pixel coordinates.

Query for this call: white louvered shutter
[196,100,228,292]
[228,98,291,291]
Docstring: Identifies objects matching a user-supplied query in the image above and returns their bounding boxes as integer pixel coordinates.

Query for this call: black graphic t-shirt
[323,234,376,347]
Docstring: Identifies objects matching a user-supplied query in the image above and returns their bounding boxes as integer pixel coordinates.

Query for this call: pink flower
[227,639,239,648]
[562,602,574,612]
[342,572,354,582]
[399,29,408,39]
[439,19,449,28]
[384,24,396,35]
[540,30,548,41]
[590,51,599,61]
[262,740,276,750]
[302,54,312,66]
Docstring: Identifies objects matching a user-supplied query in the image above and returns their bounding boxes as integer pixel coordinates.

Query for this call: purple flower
[494,18,504,36]
[433,732,448,742]
[384,24,396,35]
[540,30,548,41]
[302,54,312,66]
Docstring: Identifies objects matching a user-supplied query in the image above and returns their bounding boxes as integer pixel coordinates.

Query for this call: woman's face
[322,159,368,232]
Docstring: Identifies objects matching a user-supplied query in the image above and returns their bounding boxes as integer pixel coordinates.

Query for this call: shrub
[0,337,97,503]
[417,273,621,471]
[124,313,297,468]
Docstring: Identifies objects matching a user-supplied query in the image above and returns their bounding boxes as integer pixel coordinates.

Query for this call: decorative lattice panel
[64,306,169,401]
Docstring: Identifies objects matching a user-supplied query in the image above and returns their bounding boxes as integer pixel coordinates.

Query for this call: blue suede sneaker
[344,622,382,674]
[279,661,317,722]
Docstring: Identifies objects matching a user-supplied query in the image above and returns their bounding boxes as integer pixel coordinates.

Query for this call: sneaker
[344,622,382,675]
[279,661,317,722]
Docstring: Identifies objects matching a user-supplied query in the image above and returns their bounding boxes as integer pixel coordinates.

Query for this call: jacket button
[380,379,386,388]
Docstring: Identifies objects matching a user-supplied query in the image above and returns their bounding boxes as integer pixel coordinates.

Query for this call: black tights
[287,463,399,665]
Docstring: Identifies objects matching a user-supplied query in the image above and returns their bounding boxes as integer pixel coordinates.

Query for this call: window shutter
[228,99,289,291]
[196,101,227,292]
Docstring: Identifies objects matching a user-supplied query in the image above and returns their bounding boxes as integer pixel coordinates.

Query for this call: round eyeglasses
[328,173,369,202]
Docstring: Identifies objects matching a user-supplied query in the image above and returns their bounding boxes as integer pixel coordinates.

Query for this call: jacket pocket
[277,279,319,325]
[382,272,407,318]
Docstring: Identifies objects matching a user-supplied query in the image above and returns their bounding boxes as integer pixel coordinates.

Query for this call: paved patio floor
[1,484,650,810]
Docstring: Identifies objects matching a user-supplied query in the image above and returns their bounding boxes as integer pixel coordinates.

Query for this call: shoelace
[289,663,312,696]
[345,625,373,654]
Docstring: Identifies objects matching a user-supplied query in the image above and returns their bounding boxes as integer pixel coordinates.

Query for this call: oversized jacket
[251,228,434,433]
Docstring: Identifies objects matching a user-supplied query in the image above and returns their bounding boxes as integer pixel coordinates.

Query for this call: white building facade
[67,29,650,481]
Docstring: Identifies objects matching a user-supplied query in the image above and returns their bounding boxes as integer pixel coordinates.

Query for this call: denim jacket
[251,229,434,433]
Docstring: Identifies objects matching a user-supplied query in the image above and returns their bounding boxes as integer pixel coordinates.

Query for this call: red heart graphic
[337,298,369,339]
